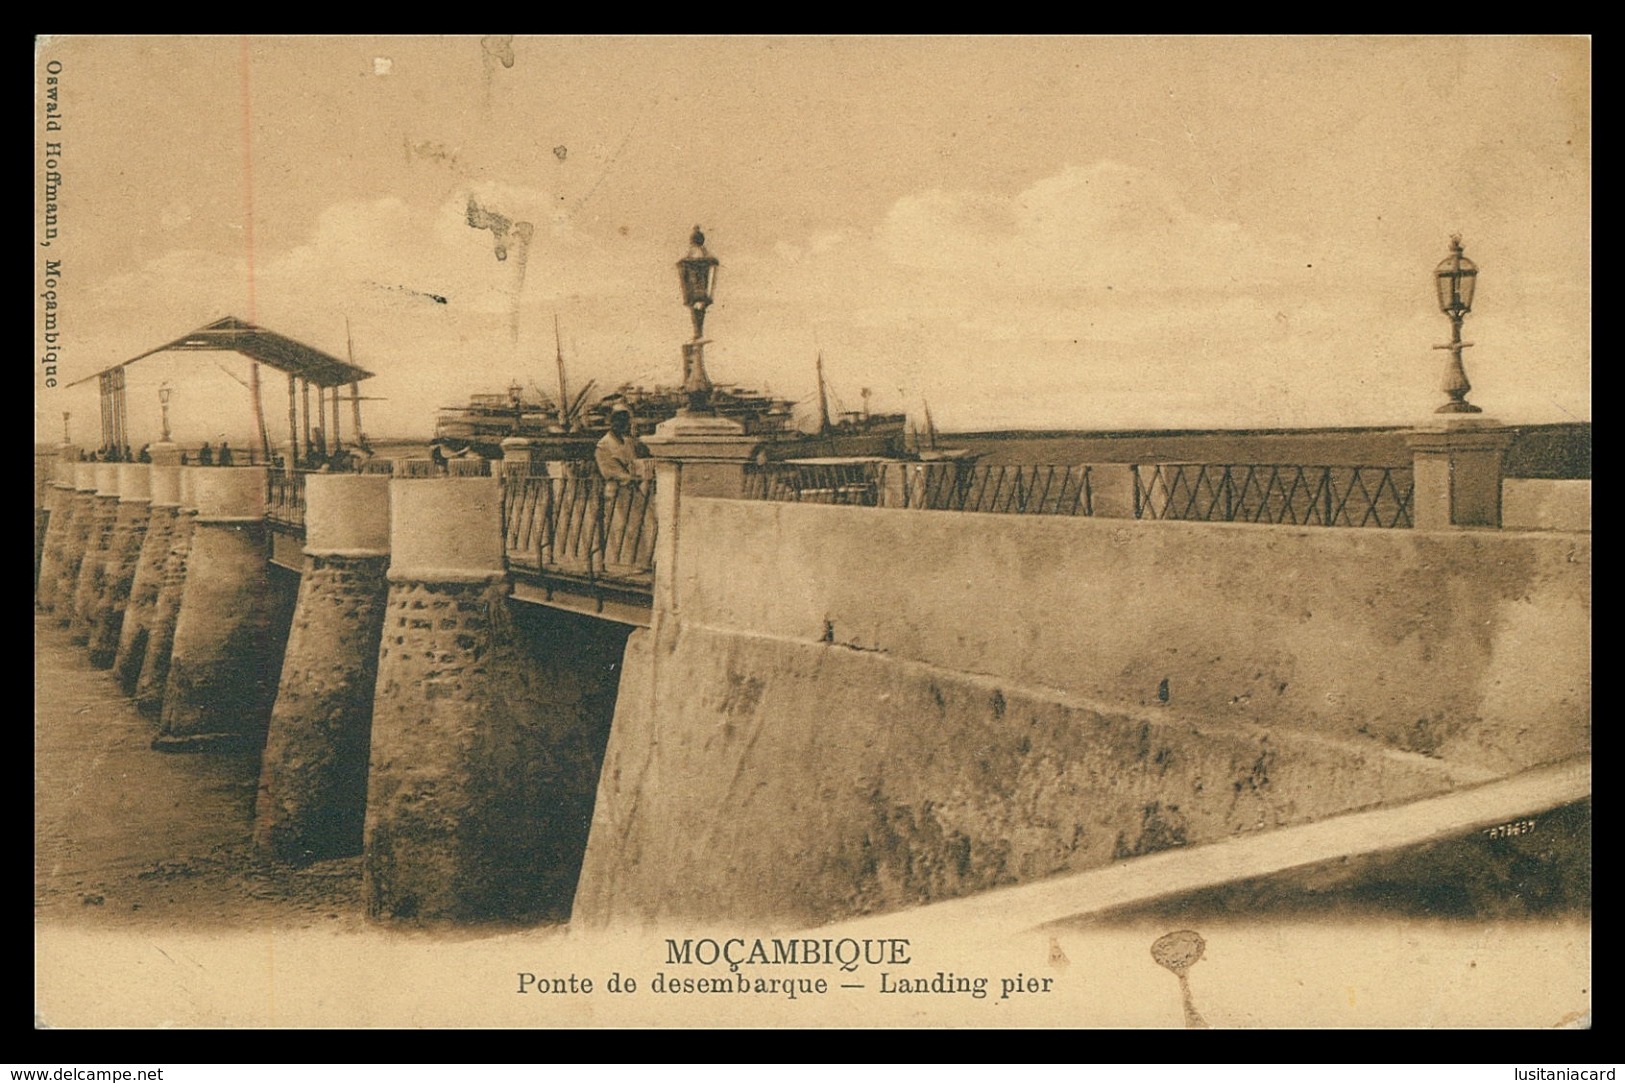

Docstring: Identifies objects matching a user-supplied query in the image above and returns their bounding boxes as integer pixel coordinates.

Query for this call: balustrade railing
[503,475,657,583]
[903,463,1092,515]
[743,461,883,505]
[742,461,1094,516]
[265,468,308,530]
[738,458,1412,528]
[1134,463,1414,528]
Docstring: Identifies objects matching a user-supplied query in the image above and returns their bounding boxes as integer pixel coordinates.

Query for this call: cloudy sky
[35,36,1590,444]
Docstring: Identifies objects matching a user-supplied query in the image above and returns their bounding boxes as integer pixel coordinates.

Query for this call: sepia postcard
[34,35,1590,1030]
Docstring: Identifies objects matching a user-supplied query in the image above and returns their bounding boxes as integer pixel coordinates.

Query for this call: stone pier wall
[574,494,1591,927]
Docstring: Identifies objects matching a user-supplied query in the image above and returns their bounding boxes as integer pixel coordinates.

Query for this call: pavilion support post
[250,361,271,466]
[286,374,299,468]
[301,379,312,464]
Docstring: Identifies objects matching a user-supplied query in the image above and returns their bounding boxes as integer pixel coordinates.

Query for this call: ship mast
[923,398,939,451]
[816,352,832,435]
[554,314,571,431]
[346,316,364,441]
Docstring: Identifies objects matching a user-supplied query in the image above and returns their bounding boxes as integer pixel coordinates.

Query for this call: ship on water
[432,332,912,463]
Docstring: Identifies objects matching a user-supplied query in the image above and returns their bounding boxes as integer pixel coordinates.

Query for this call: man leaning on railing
[594,405,649,483]
[593,405,655,575]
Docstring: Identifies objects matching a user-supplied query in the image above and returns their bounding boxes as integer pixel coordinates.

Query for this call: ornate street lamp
[676,226,720,414]
[158,381,173,442]
[1432,235,1482,414]
[61,410,70,445]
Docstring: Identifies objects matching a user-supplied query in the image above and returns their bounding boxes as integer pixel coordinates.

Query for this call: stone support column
[87,464,151,668]
[36,449,84,612]
[255,474,392,864]
[68,464,121,644]
[154,467,289,751]
[135,468,198,715]
[114,445,182,692]
[363,476,542,921]
[52,463,102,622]
[1407,419,1515,530]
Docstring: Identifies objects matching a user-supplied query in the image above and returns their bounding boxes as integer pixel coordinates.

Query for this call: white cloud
[49,160,1588,443]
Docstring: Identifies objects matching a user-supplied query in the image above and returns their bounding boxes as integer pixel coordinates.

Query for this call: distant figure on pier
[137,444,152,463]
[594,405,647,483]
[197,442,214,467]
[430,445,450,475]
[123,445,134,463]
[218,441,235,467]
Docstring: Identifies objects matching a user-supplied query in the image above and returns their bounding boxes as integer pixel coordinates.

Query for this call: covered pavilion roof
[67,316,373,389]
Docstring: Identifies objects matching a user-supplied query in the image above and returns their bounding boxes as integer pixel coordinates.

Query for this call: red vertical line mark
[239,36,270,460]
[239,35,257,320]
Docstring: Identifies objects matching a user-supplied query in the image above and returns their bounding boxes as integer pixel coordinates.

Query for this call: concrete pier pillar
[1407,420,1514,530]
[499,436,540,478]
[35,446,75,595]
[135,468,198,716]
[364,476,545,921]
[52,463,102,621]
[86,464,152,668]
[255,474,392,864]
[114,446,182,693]
[643,415,762,616]
[36,450,84,612]
[68,464,122,645]
[155,467,292,751]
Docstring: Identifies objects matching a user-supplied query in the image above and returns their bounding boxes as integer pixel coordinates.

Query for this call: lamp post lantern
[158,381,173,442]
[61,411,70,445]
[676,226,720,414]
[1432,235,1482,414]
